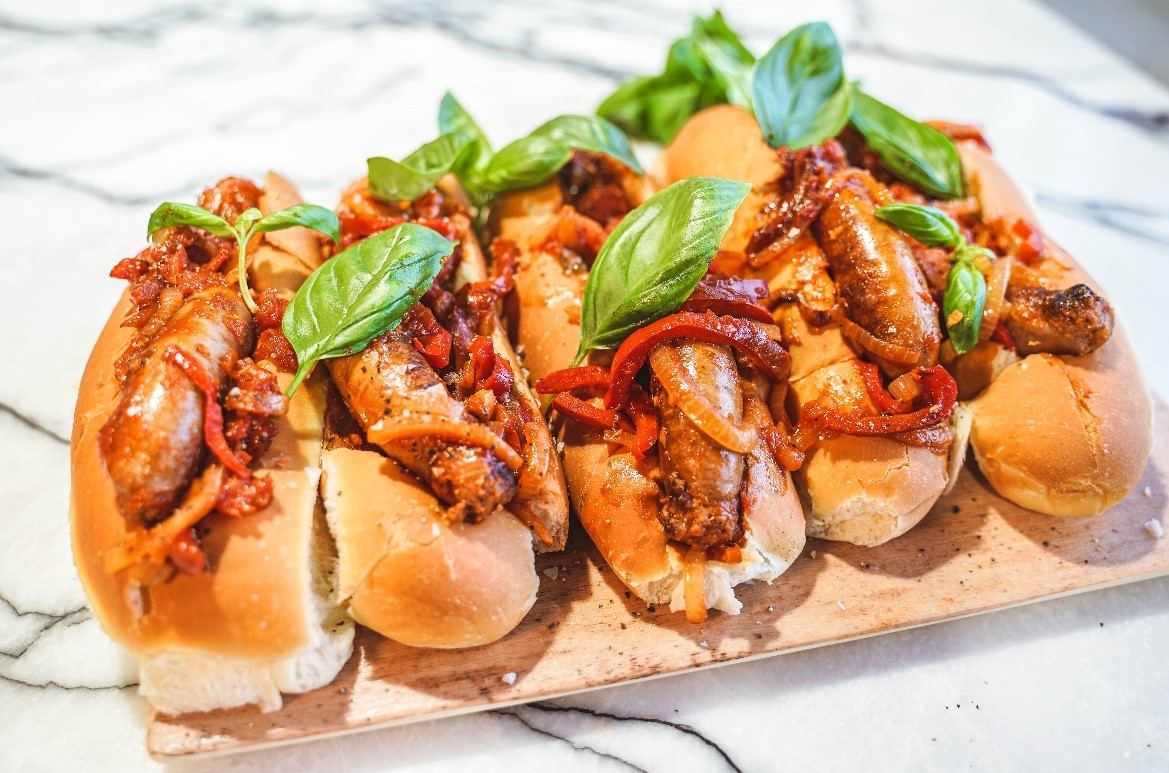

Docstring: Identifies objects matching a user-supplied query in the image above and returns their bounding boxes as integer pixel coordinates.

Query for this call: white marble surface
[2,0,1168,770]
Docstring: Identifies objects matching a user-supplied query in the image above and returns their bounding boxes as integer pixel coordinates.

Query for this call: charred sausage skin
[816,185,941,373]
[99,286,254,523]
[327,329,517,520]
[650,341,746,547]
[1004,283,1114,356]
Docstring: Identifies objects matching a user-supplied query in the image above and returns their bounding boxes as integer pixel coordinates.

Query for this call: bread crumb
[810,550,818,559]
[543,567,559,580]
[501,672,517,685]
[837,600,847,611]
[699,640,709,648]
[1144,519,1164,539]
[767,606,774,612]
[1144,486,1153,499]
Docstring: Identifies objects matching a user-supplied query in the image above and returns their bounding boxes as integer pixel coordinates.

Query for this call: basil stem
[574,176,750,364]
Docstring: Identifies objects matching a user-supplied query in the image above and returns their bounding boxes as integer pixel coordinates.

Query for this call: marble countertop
[3,0,1168,769]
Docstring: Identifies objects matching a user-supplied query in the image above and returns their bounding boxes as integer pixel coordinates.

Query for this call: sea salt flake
[501,672,517,685]
[837,600,847,611]
[1144,519,1164,539]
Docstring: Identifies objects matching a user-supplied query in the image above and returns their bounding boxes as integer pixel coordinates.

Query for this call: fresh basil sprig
[573,176,750,364]
[875,203,994,354]
[281,223,456,396]
[752,22,852,150]
[146,201,340,314]
[597,11,755,144]
[370,95,643,209]
[850,92,964,199]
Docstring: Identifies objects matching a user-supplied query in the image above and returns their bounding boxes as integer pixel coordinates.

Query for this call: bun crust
[959,143,1153,515]
[70,175,353,714]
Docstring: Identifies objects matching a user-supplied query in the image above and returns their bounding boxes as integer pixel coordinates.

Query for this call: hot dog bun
[661,106,958,546]
[317,177,567,648]
[958,144,1153,515]
[71,173,353,715]
[494,184,806,616]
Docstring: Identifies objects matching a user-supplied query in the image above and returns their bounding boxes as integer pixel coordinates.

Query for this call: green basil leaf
[234,207,263,236]
[146,202,232,239]
[597,73,711,145]
[850,91,964,199]
[529,115,643,175]
[943,259,986,355]
[438,92,493,204]
[575,176,750,362]
[953,243,997,267]
[874,203,963,248]
[282,223,456,395]
[691,10,755,110]
[368,134,470,204]
[752,22,851,149]
[478,134,574,194]
[253,204,342,245]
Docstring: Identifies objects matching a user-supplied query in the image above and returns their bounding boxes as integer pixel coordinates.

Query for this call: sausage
[327,329,517,520]
[99,286,254,523]
[1003,283,1114,356]
[650,341,745,547]
[815,184,941,373]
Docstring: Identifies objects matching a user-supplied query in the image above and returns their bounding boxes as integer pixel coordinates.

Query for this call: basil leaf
[575,176,750,362]
[850,91,964,199]
[530,115,644,175]
[752,22,851,149]
[874,203,962,248]
[146,202,232,239]
[479,134,574,194]
[438,92,493,204]
[253,204,341,245]
[943,259,986,355]
[691,10,755,110]
[597,72,712,145]
[282,223,456,395]
[368,134,470,204]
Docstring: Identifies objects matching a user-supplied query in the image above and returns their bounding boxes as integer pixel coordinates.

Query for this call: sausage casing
[99,286,254,523]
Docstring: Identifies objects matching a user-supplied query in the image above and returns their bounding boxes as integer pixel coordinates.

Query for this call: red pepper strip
[605,312,791,410]
[402,304,453,370]
[1011,217,1044,262]
[857,361,914,414]
[164,346,251,479]
[551,394,623,434]
[803,366,957,436]
[168,529,206,575]
[626,384,658,458]
[465,335,514,398]
[481,352,514,398]
[990,321,1017,351]
[533,365,611,394]
[680,297,774,323]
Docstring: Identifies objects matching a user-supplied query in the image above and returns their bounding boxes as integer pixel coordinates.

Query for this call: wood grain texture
[149,403,1169,759]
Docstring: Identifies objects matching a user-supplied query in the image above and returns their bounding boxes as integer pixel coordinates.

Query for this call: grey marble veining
[3,0,1168,770]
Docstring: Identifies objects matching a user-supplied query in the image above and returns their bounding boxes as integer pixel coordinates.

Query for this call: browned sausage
[650,341,745,547]
[815,184,941,373]
[1004,283,1114,356]
[327,329,517,520]
[99,286,254,523]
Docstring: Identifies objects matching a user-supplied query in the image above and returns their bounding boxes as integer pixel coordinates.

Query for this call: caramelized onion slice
[836,312,924,367]
[683,546,708,624]
[516,422,551,497]
[648,344,758,454]
[978,256,1012,343]
[368,416,525,471]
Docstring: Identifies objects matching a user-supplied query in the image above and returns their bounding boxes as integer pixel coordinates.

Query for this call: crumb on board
[543,567,559,580]
[501,672,517,685]
[837,600,847,611]
[1144,519,1164,539]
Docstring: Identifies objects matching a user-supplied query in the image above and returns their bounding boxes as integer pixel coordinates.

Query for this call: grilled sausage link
[816,185,941,373]
[327,329,517,520]
[1003,283,1114,356]
[99,286,254,524]
[651,341,745,547]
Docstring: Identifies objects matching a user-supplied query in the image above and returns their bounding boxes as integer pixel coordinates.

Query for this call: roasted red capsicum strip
[803,366,957,436]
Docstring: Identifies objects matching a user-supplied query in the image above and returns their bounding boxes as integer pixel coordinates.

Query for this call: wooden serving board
[149,402,1169,759]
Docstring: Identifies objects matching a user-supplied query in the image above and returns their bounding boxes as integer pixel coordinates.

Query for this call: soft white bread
[662,111,954,545]
[959,144,1153,515]
[71,173,353,715]
[321,448,538,647]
